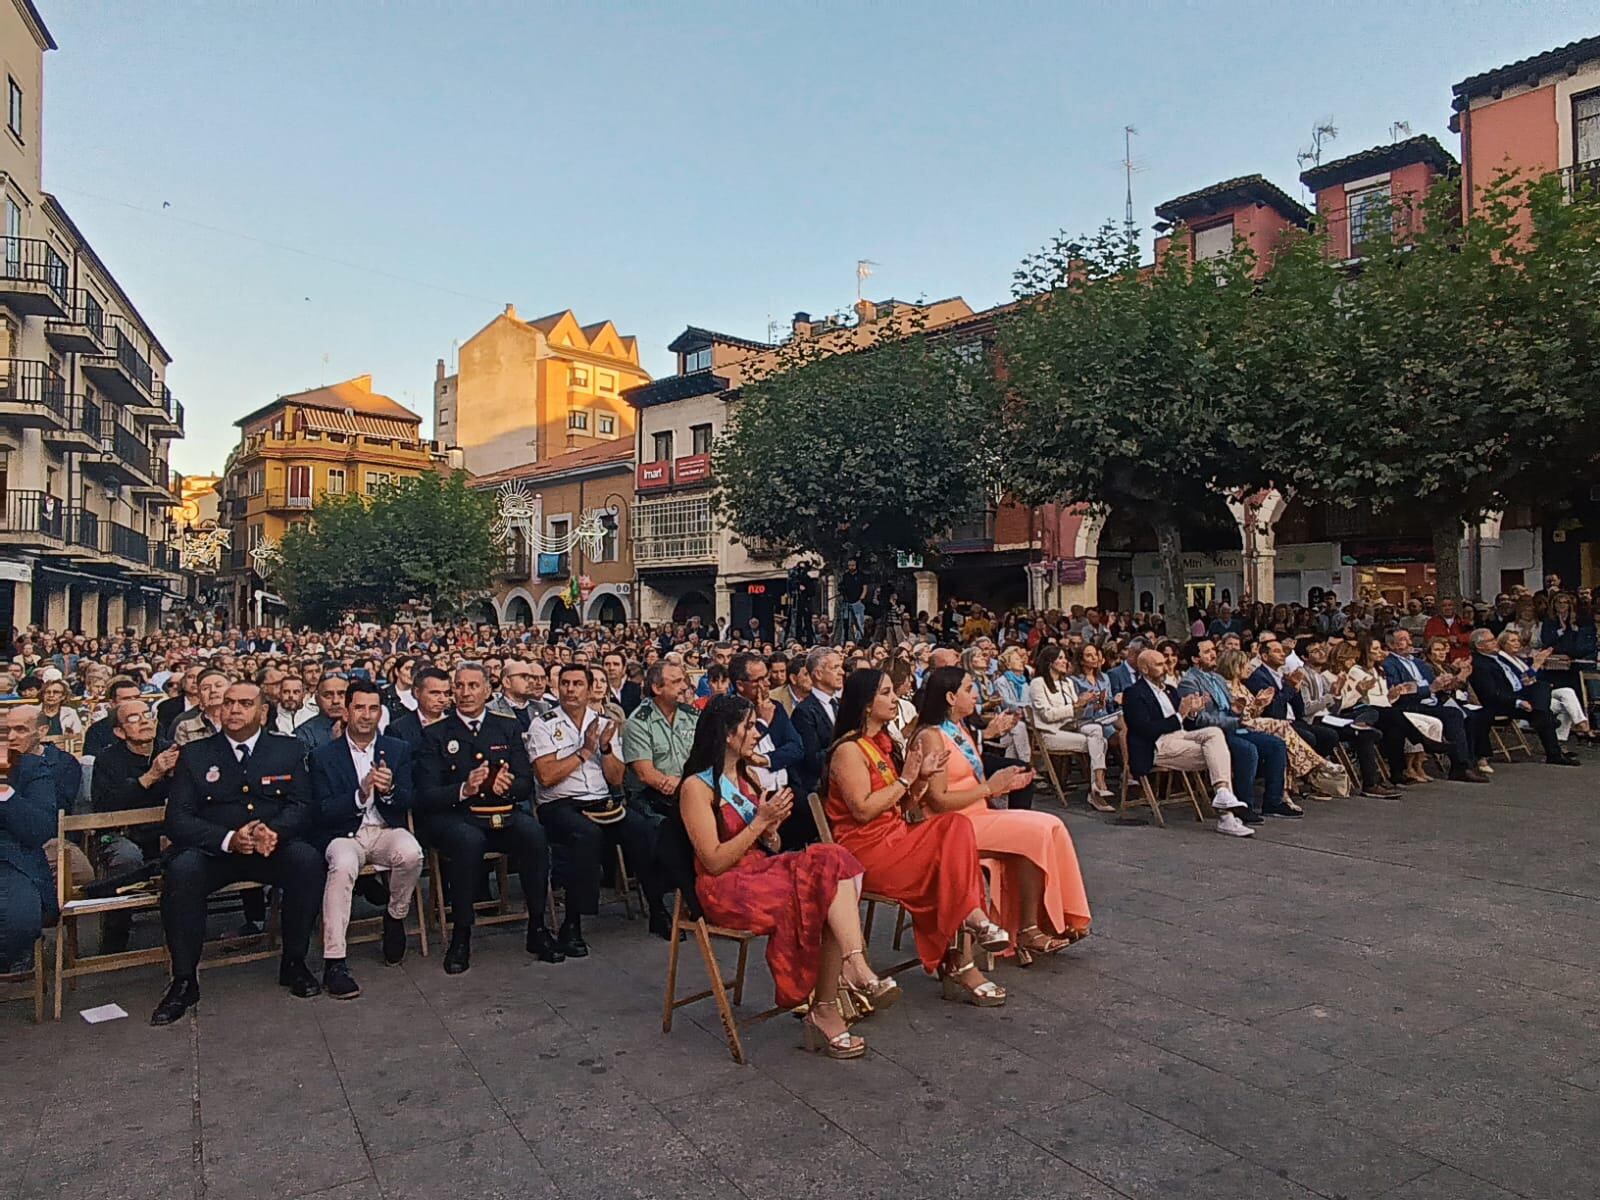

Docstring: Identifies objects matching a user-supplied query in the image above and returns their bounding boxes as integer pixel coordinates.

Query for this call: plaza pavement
[2,752,1596,1200]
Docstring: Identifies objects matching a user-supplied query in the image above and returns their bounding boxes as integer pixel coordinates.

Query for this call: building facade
[470,441,635,627]
[216,375,445,624]
[0,0,185,644]
[433,305,648,478]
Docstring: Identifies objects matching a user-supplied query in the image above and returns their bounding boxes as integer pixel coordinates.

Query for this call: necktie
[235,742,251,768]
[468,718,481,735]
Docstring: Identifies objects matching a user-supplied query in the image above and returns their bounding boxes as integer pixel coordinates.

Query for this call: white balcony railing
[632,495,715,567]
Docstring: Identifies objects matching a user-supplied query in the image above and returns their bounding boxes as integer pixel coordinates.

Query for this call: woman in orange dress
[912,666,1092,965]
[825,668,1011,1007]
[680,695,897,1059]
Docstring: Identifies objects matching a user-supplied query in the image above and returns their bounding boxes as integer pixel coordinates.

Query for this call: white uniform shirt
[526,706,610,804]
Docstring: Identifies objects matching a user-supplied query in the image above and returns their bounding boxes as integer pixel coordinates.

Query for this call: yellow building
[434,305,649,476]
[217,375,447,623]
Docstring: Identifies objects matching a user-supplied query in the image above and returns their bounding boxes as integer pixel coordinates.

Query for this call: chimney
[791,311,813,338]
[350,373,373,392]
[504,303,518,320]
[853,299,875,325]
[435,358,445,381]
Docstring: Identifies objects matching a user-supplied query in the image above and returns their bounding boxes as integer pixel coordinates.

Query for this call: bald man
[1120,651,1252,837]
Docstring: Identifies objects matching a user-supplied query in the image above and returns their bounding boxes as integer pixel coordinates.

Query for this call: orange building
[433,305,649,477]
[217,375,449,622]
[1299,134,1457,261]
[1152,175,1311,274]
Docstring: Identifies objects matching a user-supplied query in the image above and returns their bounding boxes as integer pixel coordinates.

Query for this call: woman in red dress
[681,695,897,1059]
[825,668,1011,1007]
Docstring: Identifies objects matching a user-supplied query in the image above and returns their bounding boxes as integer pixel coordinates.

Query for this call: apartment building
[215,375,445,623]
[0,0,185,643]
[433,305,649,477]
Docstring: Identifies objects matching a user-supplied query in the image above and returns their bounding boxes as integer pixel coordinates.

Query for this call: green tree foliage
[277,470,495,625]
[712,313,990,572]
[1247,171,1600,599]
[993,224,1274,624]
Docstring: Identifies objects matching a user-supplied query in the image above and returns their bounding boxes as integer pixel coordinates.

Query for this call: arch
[1073,506,1107,559]
[536,585,569,621]
[583,583,630,625]
[463,597,498,626]
[673,589,715,627]
[497,586,536,624]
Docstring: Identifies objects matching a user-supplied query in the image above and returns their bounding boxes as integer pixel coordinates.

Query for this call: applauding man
[415,662,561,974]
[530,664,667,951]
[152,682,325,1025]
[308,680,424,998]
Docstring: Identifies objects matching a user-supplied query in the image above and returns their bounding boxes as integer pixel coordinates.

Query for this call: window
[247,467,264,497]
[4,198,18,274]
[1575,89,1600,167]
[683,347,713,374]
[597,515,619,562]
[691,423,713,455]
[1347,184,1391,257]
[597,413,617,437]
[247,523,263,549]
[568,409,590,431]
[288,466,312,507]
[652,431,674,462]
[1193,220,1234,261]
[364,471,393,494]
[569,365,589,389]
[597,370,617,394]
[326,468,345,495]
[7,78,21,140]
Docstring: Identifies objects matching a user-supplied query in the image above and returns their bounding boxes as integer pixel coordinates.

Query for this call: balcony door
[1576,89,1600,168]
[288,465,312,509]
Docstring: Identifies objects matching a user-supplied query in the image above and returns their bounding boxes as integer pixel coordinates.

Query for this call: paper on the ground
[80,1003,128,1024]
[1321,715,1354,727]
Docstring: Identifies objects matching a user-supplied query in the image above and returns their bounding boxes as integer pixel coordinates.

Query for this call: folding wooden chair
[660,891,782,1065]
[427,848,521,937]
[807,793,917,975]
[0,936,48,1023]
[1023,710,1078,807]
[52,806,168,1019]
[1468,685,1534,762]
[1115,726,1206,827]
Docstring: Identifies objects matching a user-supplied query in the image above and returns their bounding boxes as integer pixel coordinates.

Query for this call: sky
[34,1,1599,475]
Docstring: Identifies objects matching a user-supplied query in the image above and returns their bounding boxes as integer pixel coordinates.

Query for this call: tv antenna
[1122,125,1142,239]
[1389,120,1412,142]
[1296,120,1339,173]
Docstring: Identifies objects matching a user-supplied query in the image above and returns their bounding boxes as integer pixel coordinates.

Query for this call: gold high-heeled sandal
[1016,925,1072,958]
[801,1000,867,1059]
[962,914,1010,953]
[842,949,900,1013]
[939,959,1006,1007]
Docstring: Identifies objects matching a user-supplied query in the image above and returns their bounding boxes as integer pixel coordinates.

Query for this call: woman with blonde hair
[1215,649,1327,802]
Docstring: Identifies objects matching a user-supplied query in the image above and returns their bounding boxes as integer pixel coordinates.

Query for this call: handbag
[1306,762,1350,798]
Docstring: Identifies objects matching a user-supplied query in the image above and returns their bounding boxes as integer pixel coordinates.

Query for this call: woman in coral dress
[913,666,1092,965]
[825,668,1011,1007]
[679,695,896,1059]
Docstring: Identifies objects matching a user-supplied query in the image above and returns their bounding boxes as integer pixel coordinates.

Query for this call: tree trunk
[1152,515,1188,637]
[1432,519,1465,602]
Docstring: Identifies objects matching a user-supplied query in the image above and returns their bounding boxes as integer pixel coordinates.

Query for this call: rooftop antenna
[1296,120,1339,198]
[855,259,877,302]
[1389,120,1412,142]
[1122,125,1140,240]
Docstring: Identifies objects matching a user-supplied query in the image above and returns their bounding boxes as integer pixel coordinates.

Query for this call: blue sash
[695,767,757,826]
[940,720,985,780]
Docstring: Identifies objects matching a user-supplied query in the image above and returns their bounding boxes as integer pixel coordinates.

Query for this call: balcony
[536,551,570,579]
[0,490,69,548]
[64,508,104,560]
[148,381,184,436]
[109,521,149,567]
[84,416,154,485]
[0,237,69,317]
[81,315,155,406]
[501,539,531,581]
[43,393,104,452]
[130,454,173,501]
[44,290,107,355]
[261,488,315,511]
[0,359,68,429]
[940,509,996,553]
[1562,158,1600,203]
[632,495,715,568]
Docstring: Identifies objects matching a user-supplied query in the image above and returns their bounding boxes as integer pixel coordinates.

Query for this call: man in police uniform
[414,662,561,974]
[151,681,325,1026]
[530,664,667,953]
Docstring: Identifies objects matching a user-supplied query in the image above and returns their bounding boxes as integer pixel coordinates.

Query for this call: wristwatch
[895,774,913,789]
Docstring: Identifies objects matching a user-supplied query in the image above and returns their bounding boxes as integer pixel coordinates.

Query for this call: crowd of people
[0,577,1592,1054]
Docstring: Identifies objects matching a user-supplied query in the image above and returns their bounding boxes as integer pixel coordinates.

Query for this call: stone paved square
[4,756,1596,1200]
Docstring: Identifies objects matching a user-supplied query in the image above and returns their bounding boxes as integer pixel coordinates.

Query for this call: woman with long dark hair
[1027,643,1113,806]
[914,666,1092,964]
[678,695,895,1059]
[824,669,1009,1007]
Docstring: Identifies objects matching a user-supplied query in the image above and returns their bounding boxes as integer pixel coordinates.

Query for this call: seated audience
[1026,644,1113,808]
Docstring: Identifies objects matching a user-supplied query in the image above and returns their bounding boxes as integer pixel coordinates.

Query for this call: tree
[991,223,1276,625]
[1246,171,1600,600]
[712,313,990,573]
[277,470,495,625]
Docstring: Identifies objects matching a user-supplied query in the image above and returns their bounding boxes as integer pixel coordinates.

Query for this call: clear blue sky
[36,1,1598,475]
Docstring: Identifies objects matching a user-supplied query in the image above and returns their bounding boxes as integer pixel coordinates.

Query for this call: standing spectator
[839,559,867,642]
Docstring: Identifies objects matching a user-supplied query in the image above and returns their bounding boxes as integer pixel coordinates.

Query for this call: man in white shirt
[307,680,424,999]
[529,664,664,952]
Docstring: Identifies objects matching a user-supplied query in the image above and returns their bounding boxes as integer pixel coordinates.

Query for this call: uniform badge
[205,765,221,783]
[447,739,460,755]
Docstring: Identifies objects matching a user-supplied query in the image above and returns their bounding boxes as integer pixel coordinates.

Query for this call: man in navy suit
[1104,637,1147,709]
[309,679,423,999]
[1381,630,1488,782]
[787,647,843,847]
[0,744,59,971]
[730,652,803,787]
[1247,634,1340,759]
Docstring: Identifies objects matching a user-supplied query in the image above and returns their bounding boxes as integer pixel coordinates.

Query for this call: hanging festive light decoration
[491,481,606,556]
[180,527,231,571]
[250,535,282,577]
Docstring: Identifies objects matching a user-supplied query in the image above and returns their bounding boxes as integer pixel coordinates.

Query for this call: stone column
[44,583,68,631]
[104,592,126,632]
[79,590,101,637]
[714,579,733,627]
[914,570,938,617]
[12,578,33,629]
